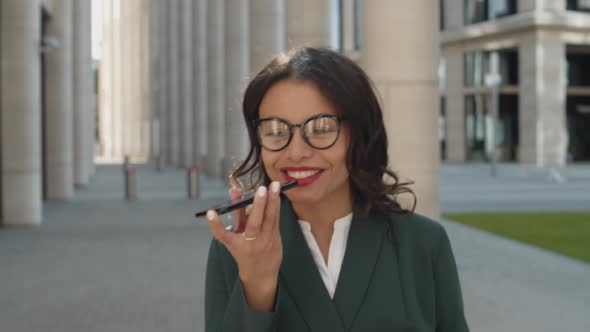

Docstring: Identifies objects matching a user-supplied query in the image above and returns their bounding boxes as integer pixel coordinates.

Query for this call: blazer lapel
[332,203,389,331]
[279,197,345,331]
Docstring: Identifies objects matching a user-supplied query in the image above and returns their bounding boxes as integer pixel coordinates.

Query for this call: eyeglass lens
[256,116,339,151]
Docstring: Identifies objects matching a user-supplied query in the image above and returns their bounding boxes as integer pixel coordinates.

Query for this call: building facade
[99,0,442,218]
[0,0,96,226]
[441,0,590,166]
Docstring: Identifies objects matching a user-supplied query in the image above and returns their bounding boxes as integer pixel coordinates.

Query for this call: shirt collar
[297,212,354,232]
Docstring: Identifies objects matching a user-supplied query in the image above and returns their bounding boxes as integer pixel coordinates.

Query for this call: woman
[205,47,469,332]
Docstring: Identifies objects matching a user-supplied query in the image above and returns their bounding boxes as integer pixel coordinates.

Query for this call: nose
[286,127,313,161]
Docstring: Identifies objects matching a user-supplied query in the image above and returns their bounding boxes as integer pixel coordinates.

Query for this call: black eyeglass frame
[253,114,343,152]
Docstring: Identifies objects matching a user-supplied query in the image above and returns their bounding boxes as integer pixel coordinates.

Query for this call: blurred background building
[18,0,590,225]
[0,0,96,225]
[96,0,440,218]
[440,0,590,166]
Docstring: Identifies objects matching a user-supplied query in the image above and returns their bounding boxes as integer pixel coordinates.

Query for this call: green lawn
[444,212,590,264]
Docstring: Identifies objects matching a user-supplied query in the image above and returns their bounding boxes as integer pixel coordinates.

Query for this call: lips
[279,167,324,187]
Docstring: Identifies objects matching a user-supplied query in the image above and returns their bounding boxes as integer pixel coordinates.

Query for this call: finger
[206,210,239,248]
[244,186,267,237]
[262,181,281,235]
[272,184,282,236]
[229,187,246,233]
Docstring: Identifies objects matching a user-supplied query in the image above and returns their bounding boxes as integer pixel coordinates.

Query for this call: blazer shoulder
[389,212,447,253]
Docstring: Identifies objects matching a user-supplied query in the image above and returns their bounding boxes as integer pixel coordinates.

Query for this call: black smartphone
[194,180,298,218]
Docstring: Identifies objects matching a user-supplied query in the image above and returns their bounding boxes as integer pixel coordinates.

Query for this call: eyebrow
[257,113,337,123]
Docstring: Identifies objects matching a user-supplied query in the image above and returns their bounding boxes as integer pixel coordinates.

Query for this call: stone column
[0,0,42,225]
[519,30,567,167]
[120,0,133,161]
[149,0,160,162]
[167,0,180,166]
[113,0,124,160]
[193,0,208,167]
[72,0,92,186]
[206,0,225,176]
[224,0,250,177]
[360,1,440,219]
[158,1,169,167]
[286,0,331,49]
[250,0,286,73]
[139,0,151,160]
[179,0,193,167]
[98,0,114,160]
[443,46,466,162]
[45,0,74,200]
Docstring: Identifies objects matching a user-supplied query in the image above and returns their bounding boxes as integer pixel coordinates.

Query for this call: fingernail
[257,186,267,197]
[206,210,216,221]
[271,181,280,193]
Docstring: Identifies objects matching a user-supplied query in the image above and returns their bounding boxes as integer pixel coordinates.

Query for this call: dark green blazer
[205,197,470,332]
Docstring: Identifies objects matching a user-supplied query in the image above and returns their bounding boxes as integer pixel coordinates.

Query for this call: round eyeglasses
[254,114,342,152]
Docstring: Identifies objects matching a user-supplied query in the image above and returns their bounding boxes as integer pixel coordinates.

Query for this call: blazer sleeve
[205,239,278,332]
[433,228,470,332]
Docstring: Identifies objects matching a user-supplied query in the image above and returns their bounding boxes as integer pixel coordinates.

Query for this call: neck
[290,190,354,231]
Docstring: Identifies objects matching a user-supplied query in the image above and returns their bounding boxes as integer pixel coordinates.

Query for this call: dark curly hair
[229,47,416,216]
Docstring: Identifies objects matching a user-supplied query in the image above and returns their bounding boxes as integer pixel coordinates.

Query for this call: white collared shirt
[297,213,353,299]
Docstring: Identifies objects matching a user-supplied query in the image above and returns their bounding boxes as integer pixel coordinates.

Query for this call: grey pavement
[443,219,590,331]
[0,163,589,331]
[441,163,590,213]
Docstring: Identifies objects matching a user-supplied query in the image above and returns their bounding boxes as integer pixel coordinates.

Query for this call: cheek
[261,151,278,176]
[335,131,350,171]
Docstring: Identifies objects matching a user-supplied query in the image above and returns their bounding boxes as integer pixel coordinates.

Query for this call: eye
[263,129,288,137]
[312,126,335,134]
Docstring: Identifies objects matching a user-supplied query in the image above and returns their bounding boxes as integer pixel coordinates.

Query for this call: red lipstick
[280,167,324,187]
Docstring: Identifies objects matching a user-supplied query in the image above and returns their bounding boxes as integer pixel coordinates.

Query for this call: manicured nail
[271,181,280,193]
[206,210,216,221]
[257,186,267,197]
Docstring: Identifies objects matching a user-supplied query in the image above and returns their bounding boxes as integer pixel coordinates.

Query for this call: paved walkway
[441,163,590,212]
[0,163,588,331]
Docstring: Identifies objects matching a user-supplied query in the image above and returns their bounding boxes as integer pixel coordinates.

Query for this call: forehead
[258,80,338,122]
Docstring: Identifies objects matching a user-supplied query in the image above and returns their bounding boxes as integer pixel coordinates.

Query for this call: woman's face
[258,79,351,207]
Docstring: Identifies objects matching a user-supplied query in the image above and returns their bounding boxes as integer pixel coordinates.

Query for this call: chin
[283,190,323,205]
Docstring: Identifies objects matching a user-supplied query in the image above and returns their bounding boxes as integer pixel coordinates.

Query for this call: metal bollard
[123,155,130,170]
[125,167,137,200]
[187,166,200,200]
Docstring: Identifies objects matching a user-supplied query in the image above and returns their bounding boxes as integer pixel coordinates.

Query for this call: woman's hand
[206,181,283,312]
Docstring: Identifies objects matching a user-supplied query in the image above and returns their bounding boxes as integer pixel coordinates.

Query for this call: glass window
[465,95,488,161]
[498,49,519,85]
[464,51,489,86]
[498,94,519,162]
[464,0,487,25]
[464,0,516,25]
[464,49,518,86]
[331,0,342,50]
[567,96,590,161]
[489,0,517,19]
[465,94,518,161]
[440,97,447,160]
[568,0,590,11]
[440,0,445,31]
[354,0,361,50]
[567,53,590,86]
